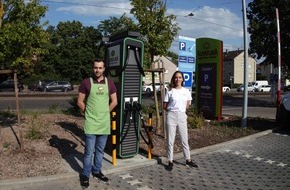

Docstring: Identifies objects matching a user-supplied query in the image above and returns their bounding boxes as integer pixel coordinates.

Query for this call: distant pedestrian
[163,71,198,171]
[77,58,118,188]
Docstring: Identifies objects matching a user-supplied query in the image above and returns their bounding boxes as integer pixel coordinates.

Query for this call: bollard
[148,112,153,159]
[112,112,117,166]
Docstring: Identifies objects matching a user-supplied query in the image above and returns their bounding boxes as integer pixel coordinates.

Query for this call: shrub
[65,97,83,116]
[48,103,59,114]
[25,113,44,140]
[187,106,205,129]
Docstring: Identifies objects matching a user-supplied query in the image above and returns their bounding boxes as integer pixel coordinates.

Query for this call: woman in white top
[163,71,198,171]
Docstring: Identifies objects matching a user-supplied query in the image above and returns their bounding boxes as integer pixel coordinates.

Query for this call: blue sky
[40,0,252,53]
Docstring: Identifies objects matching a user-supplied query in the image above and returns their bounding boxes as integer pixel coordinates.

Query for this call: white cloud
[168,6,245,53]
[55,0,132,17]
[173,6,243,40]
[46,1,246,52]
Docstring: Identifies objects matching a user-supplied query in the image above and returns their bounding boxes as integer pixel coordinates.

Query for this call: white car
[142,82,169,94]
[255,85,271,92]
[222,86,230,92]
[237,84,255,92]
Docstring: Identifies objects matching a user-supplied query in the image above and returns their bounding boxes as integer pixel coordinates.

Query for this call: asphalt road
[0,91,278,119]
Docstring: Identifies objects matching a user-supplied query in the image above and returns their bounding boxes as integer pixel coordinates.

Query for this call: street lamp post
[241,0,248,127]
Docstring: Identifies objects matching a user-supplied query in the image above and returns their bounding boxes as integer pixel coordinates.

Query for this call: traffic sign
[182,71,192,88]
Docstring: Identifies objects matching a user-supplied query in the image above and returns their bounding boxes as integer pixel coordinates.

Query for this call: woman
[163,71,198,171]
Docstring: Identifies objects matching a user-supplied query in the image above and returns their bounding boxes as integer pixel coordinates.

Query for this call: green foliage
[48,103,59,114]
[25,127,43,140]
[0,110,16,118]
[247,0,290,72]
[65,97,83,116]
[211,116,277,131]
[130,0,180,67]
[187,106,205,129]
[0,0,50,80]
[97,13,137,37]
[25,112,44,140]
[41,21,102,83]
[2,142,10,149]
[167,51,178,64]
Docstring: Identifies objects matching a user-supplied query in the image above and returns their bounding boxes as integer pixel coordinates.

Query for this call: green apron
[84,77,110,135]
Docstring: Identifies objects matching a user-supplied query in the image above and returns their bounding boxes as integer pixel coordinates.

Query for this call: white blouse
[164,87,192,112]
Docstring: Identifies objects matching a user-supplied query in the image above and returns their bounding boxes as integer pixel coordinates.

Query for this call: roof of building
[223,50,244,61]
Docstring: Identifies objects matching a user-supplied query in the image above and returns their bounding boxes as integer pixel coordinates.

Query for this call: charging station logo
[179,42,186,51]
[111,50,115,56]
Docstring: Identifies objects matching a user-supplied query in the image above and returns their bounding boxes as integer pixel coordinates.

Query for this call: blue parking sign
[182,72,192,88]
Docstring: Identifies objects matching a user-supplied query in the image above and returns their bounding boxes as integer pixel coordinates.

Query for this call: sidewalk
[0,129,274,190]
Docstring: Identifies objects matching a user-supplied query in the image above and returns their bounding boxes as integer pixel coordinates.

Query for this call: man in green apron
[77,58,117,188]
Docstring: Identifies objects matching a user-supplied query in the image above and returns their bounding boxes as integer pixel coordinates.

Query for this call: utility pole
[241,0,248,127]
[0,0,3,28]
[276,8,281,118]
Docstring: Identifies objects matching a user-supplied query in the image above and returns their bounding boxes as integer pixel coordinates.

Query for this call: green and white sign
[196,38,223,120]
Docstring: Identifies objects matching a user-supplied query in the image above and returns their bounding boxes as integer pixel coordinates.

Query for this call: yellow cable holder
[111,112,117,166]
[148,112,153,159]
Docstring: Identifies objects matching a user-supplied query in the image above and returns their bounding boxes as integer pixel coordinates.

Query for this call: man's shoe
[186,160,198,168]
[80,175,90,188]
[166,162,173,171]
[92,171,109,182]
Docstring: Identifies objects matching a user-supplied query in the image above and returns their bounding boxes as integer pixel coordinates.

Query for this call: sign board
[196,38,223,120]
[178,36,196,72]
[182,71,193,88]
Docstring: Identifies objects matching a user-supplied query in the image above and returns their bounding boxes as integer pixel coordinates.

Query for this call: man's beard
[93,73,102,80]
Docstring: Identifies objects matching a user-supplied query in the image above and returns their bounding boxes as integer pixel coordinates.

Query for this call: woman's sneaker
[92,171,109,182]
[80,175,90,188]
[186,160,198,168]
[166,162,174,171]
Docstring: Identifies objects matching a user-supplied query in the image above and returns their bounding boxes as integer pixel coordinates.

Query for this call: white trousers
[166,111,191,162]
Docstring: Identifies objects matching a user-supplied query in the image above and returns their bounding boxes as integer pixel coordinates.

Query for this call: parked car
[276,92,290,125]
[28,80,54,91]
[252,80,269,90]
[222,86,230,92]
[142,82,169,94]
[40,81,74,92]
[255,85,271,92]
[237,84,255,92]
[0,79,24,92]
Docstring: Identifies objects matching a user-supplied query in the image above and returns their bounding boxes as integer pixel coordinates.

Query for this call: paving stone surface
[1,129,289,190]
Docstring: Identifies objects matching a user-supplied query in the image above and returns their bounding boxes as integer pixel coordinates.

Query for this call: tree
[97,13,137,37]
[0,0,50,80]
[130,0,179,135]
[130,0,180,67]
[247,0,290,75]
[42,21,102,82]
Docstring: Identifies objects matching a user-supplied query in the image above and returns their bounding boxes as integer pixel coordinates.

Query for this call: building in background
[143,55,177,85]
[223,50,257,87]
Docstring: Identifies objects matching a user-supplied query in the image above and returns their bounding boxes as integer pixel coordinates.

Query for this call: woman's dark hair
[170,71,184,88]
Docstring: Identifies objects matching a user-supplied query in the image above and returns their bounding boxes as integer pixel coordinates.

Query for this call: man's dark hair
[92,58,105,67]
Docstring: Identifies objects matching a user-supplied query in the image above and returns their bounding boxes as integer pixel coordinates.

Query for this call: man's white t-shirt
[164,87,192,113]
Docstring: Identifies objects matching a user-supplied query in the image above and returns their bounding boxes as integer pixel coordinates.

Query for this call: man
[77,58,118,188]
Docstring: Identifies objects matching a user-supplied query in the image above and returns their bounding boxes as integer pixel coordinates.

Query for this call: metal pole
[148,112,153,159]
[241,0,248,127]
[111,112,117,166]
[276,8,281,113]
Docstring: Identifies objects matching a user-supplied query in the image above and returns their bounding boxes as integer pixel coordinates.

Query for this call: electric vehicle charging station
[105,31,145,158]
